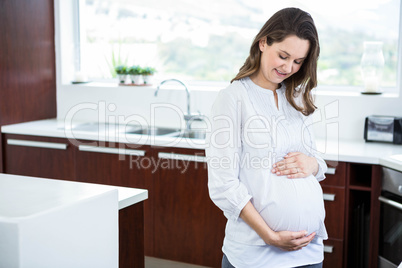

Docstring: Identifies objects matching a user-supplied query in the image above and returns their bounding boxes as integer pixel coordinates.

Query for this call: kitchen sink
[124,127,180,136]
[126,128,206,139]
[72,123,205,139]
[172,129,206,140]
[72,123,142,133]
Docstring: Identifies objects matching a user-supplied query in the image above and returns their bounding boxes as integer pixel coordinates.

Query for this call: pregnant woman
[206,7,328,268]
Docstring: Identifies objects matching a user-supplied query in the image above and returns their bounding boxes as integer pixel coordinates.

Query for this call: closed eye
[279,54,303,64]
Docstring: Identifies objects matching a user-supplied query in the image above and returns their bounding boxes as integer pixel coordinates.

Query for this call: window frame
[55,0,402,97]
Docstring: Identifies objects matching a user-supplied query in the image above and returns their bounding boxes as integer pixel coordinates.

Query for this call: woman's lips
[275,69,288,77]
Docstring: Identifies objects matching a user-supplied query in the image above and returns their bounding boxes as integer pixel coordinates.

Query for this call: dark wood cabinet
[74,141,154,256]
[345,163,382,268]
[0,0,57,172]
[322,186,346,240]
[323,239,344,268]
[2,134,383,268]
[153,147,226,268]
[119,201,145,268]
[320,161,382,268]
[74,141,151,188]
[320,161,347,268]
[2,136,148,268]
[2,134,75,180]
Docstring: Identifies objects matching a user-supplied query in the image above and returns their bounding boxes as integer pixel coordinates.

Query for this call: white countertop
[0,173,148,267]
[1,118,206,150]
[0,173,148,220]
[315,138,402,165]
[2,118,402,172]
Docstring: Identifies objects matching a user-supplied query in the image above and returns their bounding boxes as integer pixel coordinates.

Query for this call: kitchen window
[59,0,401,92]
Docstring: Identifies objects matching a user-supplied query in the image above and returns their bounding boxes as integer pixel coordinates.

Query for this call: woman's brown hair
[232,7,320,115]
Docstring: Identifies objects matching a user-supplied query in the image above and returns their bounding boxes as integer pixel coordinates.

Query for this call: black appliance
[379,167,402,267]
[364,116,402,144]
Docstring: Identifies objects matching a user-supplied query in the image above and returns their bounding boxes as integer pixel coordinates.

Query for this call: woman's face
[251,35,310,90]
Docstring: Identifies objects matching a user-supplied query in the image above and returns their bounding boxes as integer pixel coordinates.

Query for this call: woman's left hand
[271,152,319,179]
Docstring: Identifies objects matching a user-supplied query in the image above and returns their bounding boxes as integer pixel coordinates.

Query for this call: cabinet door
[320,162,347,268]
[320,162,347,240]
[321,161,347,187]
[322,186,346,240]
[323,239,344,268]
[75,141,150,187]
[154,147,226,268]
[3,134,75,180]
[0,0,57,173]
[74,141,154,256]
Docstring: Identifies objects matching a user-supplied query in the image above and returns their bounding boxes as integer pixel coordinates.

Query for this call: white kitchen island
[0,173,148,268]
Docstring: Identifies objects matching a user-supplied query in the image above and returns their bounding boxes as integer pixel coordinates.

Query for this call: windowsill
[61,80,230,92]
[313,89,399,98]
[61,80,400,98]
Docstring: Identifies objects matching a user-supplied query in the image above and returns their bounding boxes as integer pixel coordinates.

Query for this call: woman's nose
[283,62,292,73]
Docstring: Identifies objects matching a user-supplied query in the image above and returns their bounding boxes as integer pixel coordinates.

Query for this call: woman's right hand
[240,201,316,251]
[265,230,316,251]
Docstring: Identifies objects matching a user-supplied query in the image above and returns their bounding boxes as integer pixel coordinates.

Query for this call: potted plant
[128,65,143,85]
[141,67,156,85]
[115,65,128,84]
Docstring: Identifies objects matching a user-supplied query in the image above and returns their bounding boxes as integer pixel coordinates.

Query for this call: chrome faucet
[154,79,204,130]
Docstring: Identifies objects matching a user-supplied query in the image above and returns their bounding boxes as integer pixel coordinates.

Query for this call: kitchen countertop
[0,173,148,218]
[0,173,147,268]
[1,118,206,150]
[2,118,402,172]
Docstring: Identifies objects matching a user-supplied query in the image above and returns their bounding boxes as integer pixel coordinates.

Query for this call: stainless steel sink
[72,123,142,133]
[126,128,206,139]
[172,130,206,139]
[125,127,180,136]
[72,123,205,139]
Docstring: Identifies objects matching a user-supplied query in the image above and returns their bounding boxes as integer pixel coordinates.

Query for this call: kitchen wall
[313,92,402,140]
[54,0,402,142]
[57,84,220,130]
[56,84,402,141]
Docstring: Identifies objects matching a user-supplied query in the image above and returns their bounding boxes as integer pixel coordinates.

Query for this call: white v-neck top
[205,77,328,268]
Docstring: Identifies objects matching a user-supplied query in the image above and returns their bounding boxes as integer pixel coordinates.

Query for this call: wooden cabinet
[2,134,75,180]
[320,161,382,268]
[0,0,57,172]
[2,134,383,268]
[75,141,151,188]
[320,161,347,268]
[119,201,145,268]
[153,147,226,268]
[2,136,148,268]
[323,239,344,268]
[74,141,154,256]
[322,186,346,240]
[345,163,382,268]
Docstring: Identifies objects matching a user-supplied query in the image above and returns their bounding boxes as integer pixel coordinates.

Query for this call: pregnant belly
[258,175,327,238]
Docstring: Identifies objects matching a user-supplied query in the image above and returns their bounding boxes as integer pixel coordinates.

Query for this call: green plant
[128,65,142,75]
[104,42,128,78]
[141,66,156,75]
[115,65,127,75]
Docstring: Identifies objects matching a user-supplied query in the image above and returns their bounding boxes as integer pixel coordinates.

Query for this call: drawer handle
[379,196,402,211]
[7,139,68,150]
[325,167,336,175]
[79,145,145,156]
[324,245,334,253]
[158,152,206,163]
[323,193,336,201]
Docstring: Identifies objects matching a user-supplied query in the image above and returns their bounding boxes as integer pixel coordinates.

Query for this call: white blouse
[205,77,328,268]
